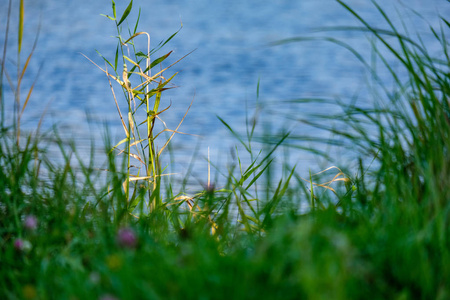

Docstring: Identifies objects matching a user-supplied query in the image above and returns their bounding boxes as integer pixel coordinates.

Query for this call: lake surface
[1,0,448,190]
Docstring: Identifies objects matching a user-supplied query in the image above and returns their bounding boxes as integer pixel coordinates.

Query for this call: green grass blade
[263,166,296,220]
[18,0,24,53]
[240,152,262,180]
[134,8,141,34]
[117,0,133,26]
[95,50,116,72]
[112,0,116,19]
[128,193,143,213]
[442,17,450,29]
[114,45,119,71]
[217,116,251,153]
[144,51,173,73]
[245,159,273,190]
[150,27,182,55]
[261,179,283,224]
[259,132,289,163]
[234,190,252,233]
[256,77,261,101]
[309,170,315,210]
[100,14,116,21]
[109,137,130,154]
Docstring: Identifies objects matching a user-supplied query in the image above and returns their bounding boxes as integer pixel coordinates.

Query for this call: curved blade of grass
[314,26,423,51]
[337,0,423,87]
[245,158,273,190]
[150,26,183,55]
[158,97,193,156]
[94,50,115,71]
[109,137,129,154]
[100,14,116,21]
[122,31,149,45]
[217,116,250,153]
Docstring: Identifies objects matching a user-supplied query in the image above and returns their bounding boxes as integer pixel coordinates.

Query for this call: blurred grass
[1,0,449,299]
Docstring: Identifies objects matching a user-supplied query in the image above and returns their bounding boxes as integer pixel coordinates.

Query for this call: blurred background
[1,0,448,189]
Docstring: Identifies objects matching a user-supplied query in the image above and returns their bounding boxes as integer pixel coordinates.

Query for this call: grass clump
[1,1,449,299]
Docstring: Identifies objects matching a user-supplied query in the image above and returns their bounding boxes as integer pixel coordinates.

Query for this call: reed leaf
[18,0,24,53]
[146,51,172,72]
[117,0,133,26]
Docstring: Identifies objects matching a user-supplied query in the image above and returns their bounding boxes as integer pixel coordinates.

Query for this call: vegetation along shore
[1,0,449,299]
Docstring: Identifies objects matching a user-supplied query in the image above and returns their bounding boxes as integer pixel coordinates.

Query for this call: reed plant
[84,0,191,218]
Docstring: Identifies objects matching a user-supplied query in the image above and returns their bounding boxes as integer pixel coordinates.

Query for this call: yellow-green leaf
[112,0,116,19]
[18,0,24,53]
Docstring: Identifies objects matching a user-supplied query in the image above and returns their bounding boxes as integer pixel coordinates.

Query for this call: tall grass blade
[94,50,115,71]
[150,27,183,55]
[114,45,119,71]
[217,116,250,153]
[245,159,273,190]
[21,72,38,116]
[309,170,315,210]
[1,0,13,124]
[19,42,40,116]
[133,8,141,34]
[18,0,24,53]
[147,51,172,71]
[117,0,133,26]
[112,0,116,19]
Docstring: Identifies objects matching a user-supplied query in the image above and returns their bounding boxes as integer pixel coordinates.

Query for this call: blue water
[1,0,449,188]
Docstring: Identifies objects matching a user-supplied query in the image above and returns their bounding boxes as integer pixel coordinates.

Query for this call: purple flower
[14,238,32,252]
[24,215,38,231]
[14,239,24,250]
[116,227,137,249]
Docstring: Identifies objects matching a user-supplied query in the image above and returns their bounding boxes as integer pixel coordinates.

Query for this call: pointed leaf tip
[117,0,133,26]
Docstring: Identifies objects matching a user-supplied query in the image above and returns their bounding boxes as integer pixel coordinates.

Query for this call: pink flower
[116,227,137,249]
[24,215,38,231]
[14,239,24,250]
[14,238,32,252]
